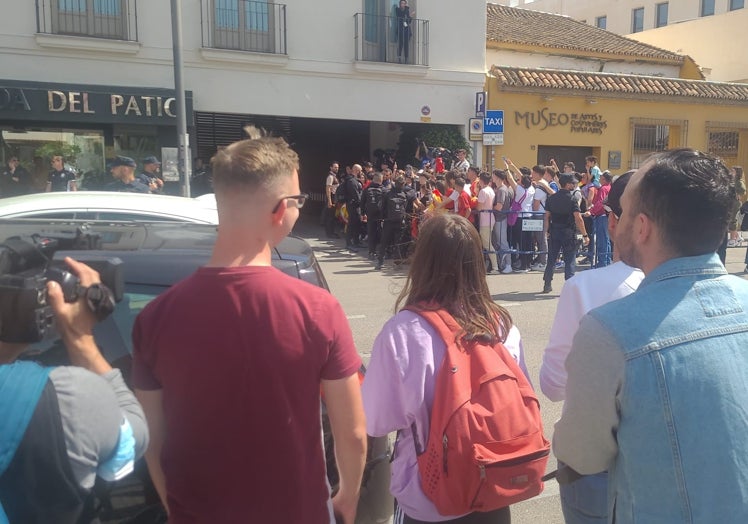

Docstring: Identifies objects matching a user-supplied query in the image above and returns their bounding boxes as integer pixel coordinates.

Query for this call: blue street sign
[484,110,504,133]
[475,92,487,117]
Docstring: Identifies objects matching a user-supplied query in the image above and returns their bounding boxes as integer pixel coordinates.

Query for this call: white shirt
[539,262,644,402]
[477,186,495,228]
[515,185,536,217]
[448,187,460,213]
[533,185,548,211]
[453,158,469,174]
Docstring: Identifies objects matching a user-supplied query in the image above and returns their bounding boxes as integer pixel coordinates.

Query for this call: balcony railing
[354,13,428,66]
[201,0,286,55]
[36,0,138,41]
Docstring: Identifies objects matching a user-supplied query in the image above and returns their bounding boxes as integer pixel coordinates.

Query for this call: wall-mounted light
[542,95,553,102]
[586,97,598,104]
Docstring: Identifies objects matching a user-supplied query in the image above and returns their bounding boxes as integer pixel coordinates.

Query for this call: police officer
[376,175,409,270]
[46,155,77,192]
[361,172,385,259]
[107,156,151,193]
[137,156,164,193]
[542,173,589,293]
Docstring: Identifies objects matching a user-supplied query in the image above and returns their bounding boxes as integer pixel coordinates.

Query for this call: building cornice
[35,33,141,55]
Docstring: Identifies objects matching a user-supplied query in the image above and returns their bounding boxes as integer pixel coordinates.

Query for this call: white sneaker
[501,266,513,274]
[727,239,737,247]
[530,263,546,271]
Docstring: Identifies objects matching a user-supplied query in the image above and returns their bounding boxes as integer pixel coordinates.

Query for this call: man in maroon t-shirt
[132,127,367,524]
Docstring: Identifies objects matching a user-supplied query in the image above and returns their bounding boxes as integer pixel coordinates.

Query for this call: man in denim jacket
[553,149,747,523]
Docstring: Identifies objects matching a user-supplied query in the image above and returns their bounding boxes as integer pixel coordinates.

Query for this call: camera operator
[453,149,470,175]
[0,257,148,523]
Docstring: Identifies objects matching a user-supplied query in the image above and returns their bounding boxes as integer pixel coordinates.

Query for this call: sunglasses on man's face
[271,193,309,213]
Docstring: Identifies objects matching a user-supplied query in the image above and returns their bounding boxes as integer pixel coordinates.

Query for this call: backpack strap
[403,304,462,343]
[0,362,52,521]
[403,303,532,397]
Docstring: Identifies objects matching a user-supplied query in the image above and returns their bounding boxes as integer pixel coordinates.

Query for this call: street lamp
[170,0,190,197]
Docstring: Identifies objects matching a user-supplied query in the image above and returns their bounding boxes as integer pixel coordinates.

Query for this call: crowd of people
[2,129,748,524]
[324,152,748,283]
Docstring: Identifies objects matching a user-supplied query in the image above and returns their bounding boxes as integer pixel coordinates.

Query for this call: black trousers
[346,207,362,247]
[543,228,577,284]
[511,221,533,270]
[394,500,510,524]
[367,217,382,255]
[397,27,411,60]
[323,205,337,236]
[379,221,405,264]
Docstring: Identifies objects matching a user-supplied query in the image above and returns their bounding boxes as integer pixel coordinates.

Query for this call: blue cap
[142,156,161,165]
[111,156,136,168]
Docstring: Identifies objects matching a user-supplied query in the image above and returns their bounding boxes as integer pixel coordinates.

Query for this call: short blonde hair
[211,126,299,192]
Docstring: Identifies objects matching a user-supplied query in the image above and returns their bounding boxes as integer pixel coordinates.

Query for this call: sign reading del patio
[48,90,177,118]
[0,80,193,125]
[515,109,608,135]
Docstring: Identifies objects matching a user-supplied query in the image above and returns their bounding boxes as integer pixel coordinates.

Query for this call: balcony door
[53,0,127,39]
[213,0,274,52]
[363,0,416,62]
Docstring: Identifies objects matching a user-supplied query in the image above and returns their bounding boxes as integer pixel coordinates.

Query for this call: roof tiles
[490,65,748,103]
[486,3,684,62]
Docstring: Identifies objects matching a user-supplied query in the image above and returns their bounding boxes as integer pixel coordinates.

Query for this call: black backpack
[385,190,407,223]
[334,182,346,204]
[365,186,384,217]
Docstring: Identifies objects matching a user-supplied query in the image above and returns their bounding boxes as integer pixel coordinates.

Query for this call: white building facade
[1,0,486,193]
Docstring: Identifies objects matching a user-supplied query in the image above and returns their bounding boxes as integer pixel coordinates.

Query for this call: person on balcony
[395,0,414,64]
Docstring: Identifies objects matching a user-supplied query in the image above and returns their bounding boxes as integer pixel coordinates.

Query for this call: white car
[0,191,218,224]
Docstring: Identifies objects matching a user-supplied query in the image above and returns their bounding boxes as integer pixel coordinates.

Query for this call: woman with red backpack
[363,214,547,524]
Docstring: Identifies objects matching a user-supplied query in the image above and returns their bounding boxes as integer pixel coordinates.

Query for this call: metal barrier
[479,209,613,266]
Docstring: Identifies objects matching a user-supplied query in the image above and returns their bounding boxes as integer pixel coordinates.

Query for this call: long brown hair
[396,213,513,342]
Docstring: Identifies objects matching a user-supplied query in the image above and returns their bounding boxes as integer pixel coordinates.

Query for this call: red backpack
[404,305,550,516]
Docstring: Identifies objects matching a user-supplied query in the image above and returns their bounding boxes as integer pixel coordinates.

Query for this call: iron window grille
[36,0,138,41]
[201,0,287,55]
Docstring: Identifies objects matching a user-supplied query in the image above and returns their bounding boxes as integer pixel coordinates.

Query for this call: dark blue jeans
[593,215,611,267]
[544,228,577,284]
[559,465,608,524]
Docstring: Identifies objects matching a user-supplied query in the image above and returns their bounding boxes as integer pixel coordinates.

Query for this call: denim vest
[590,253,748,524]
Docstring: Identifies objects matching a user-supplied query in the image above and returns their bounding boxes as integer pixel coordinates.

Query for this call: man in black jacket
[344,164,364,252]
[376,175,409,270]
[361,172,384,259]
[542,173,590,293]
[1,156,32,197]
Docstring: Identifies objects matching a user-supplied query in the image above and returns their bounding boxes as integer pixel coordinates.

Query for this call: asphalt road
[294,215,748,524]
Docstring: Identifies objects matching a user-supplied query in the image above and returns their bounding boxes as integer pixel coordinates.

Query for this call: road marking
[346,314,367,320]
[498,302,523,308]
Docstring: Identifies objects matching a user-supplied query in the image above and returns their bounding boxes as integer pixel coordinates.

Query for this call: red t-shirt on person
[132,266,361,524]
[457,189,473,219]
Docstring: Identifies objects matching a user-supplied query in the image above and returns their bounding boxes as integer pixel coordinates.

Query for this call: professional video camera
[0,227,124,344]
[415,138,455,170]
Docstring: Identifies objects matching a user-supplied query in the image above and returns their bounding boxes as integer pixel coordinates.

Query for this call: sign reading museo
[0,80,193,125]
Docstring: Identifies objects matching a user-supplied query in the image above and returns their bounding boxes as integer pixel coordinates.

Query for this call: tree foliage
[34,142,81,162]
